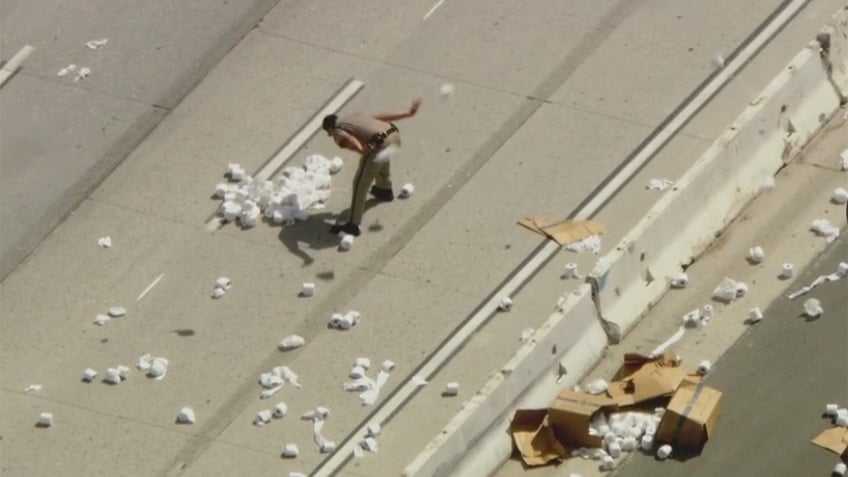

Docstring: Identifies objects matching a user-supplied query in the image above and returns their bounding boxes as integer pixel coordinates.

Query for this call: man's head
[322,114,338,134]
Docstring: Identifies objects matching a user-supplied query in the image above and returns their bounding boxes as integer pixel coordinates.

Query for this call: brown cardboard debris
[518,217,606,246]
[548,390,617,448]
[606,352,689,407]
[510,409,567,466]
[656,382,722,453]
[811,426,848,457]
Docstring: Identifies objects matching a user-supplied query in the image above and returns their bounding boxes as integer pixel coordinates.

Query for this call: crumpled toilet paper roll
[749,307,764,323]
[439,83,455,98]
[803,298,823,318]
[177,407,195,424]
[561,262,581,279]
[697,360,712,375]
[641,434,654,451]
[443,382,460,396]
[585,379,608,395]
[831,187,848,205]
[713,277,740,303]
[747,246,764,263]
[281,444,299,458]
[600,455,615,470]
[148,358,168,380]
[339,234,354,250]
[104,368,122,385]
[97,237,112,248]
[38,412,53,427]
[273,402,288,418]
[646,178,674,191]
[349,365,366,379]
[360,370,391,405]
[834,462,847,476]
[108,307,126,318]
[344,378,373,392]
[780,263,794,279]
[279,335,305,351]
[367,422,382,437]
[94,314,110,326]
[657,444,672,459]
[82,368,97,382]
[498,297,513,311]
[811,218,840,243]
[361,437,379,453]
[399,183,415,198]
[356,357,371,370]
[254,409,272,426]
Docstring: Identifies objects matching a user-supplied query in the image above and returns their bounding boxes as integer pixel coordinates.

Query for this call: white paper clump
[811,219,840,243]
[329,311,361,330]
[803,298,823,318]
[278,334,305,351]
[37,412,53,427]
[177,407,195,424]
[215,154,341,229]
[832,187,848,205]
[712,277,747,303]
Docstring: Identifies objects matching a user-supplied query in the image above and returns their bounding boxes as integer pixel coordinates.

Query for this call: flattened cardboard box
[811,426,848,458]
[548,389,617,448]
[517,217,606,246]
[656,382,722,453]
[510,409,566,466]
[606,352,694,407]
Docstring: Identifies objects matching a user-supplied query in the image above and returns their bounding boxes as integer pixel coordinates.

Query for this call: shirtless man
[322,98,421,236]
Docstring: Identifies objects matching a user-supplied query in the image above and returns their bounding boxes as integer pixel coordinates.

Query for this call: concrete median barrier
[818,5,848,98]
[403,285,606,477]
[400,9,845,477]
[589,40,842,343]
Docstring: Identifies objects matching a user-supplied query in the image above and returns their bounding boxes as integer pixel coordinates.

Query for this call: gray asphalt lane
[0,0,281,281]
[616,236,848,477]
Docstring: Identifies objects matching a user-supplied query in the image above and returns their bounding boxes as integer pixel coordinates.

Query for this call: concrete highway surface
[1,0,845,476]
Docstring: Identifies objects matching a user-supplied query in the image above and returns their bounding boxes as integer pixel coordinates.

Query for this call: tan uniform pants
[343,144,393,226]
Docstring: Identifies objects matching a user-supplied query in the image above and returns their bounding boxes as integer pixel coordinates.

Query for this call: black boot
[329,222,361,237]
[369,185,394,202]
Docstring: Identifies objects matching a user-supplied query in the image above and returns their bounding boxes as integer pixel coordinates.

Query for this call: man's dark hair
[322,114,338,132]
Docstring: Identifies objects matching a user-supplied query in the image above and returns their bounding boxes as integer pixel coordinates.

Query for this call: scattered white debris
[748,307,764,323]
[561,262,582,279]
[697,360,712,375]
[840,148,848,170]
[565,235,602,255]
[787,262,848,299]
[279,335,305,351]
[260,385,283,400]
[780,263,795,279]
[217,155,339,228]
[399,183,415,199]
[148,358,168,380]
[104,368,123,385]
[273,402,288,418]
[254,409,273,426]
[343,378,372,392]
[367,422,382,437]
[713,53,725,69]
[24,384,42,392]
[37,412,53,427]
[94,314,110,326]
[669,272,689,289]
[585,379,608,395]
[349,366,367,380]
[811,218,840,243]
[656,444,672,460]
[519,327,535,342]
[329,156,344,174]
[281,443,299,458]
[832,187,848,205]
[361,436,379,453]
[74,67,91,81]
[177,407,195,424]
[289,473,307,477]
[803,298,823,318]
[329,311,361,330]
[702,304,715,320]
[498,296,513,311]
[681,308,705,328]
[339,234,355,251]
[97,236,112,248]
[439,83,455,98]
[834,462,847,476]
[356,357,371,370]
[825,403,839,416]
[300,282,315,297]
[747,246,764,264]
[85,38,109,50]
[258,366,301,396]
[640,434,654,451]
[712,277,746,303]
[212,287,225,299]
[82,368,97,383]
[381,360,395,373]
[443,382,460,396]
[108,307,126,318]
[412,375,428,386]
[117,365,131,380]
[646,178,674,191]
[57,64,77,76]
[650,324,686,357]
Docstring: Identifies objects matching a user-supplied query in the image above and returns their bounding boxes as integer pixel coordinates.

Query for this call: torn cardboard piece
[812,426,848,458]
[510,409,567,466]
[606,352,694,407]
[518,217,606,246]
[548,390,618,448]
[656,382,722,453]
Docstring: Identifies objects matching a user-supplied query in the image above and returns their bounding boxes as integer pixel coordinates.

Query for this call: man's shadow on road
[278,199,383,266]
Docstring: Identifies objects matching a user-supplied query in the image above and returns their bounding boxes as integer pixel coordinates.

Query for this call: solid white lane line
[204,78,365,231]
[312,0,811,475]
[0,45,35,87]
[137,273,165,301]
[423,0,446,20]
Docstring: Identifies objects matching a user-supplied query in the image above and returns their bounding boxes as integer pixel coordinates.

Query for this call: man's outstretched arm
[374,98,421,122]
